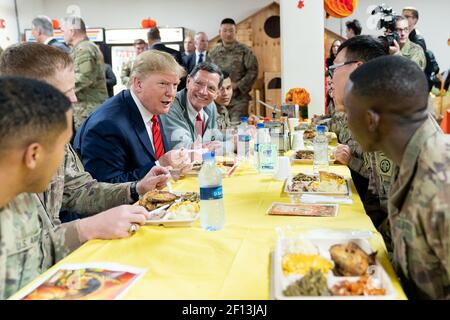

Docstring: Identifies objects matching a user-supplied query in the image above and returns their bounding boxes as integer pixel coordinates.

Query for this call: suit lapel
[180,90,196,140]
[125,90,156,160]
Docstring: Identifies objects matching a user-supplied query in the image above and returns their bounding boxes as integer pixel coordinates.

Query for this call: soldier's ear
[23,142,42,170]
[367,109,380,133]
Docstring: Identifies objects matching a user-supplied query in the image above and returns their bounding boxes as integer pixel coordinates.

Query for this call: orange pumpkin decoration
[141,18,157,29]
[52,19,60,30]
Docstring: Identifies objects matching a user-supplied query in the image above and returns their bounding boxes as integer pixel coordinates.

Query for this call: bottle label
[238,134,251,142]
[200,186,223,200]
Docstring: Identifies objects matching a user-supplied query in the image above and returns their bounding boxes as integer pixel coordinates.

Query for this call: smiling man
[74,50,192,183]
[160,62,224,151]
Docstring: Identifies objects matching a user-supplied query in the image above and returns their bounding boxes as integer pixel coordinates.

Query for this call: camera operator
[389,16,426,71]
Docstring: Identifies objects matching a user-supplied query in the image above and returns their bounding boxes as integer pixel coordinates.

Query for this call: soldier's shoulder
[234,41,253,53]
[209,45,224,55]
[420,133,450,184]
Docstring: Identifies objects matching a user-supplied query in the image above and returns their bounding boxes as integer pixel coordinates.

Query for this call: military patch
[375,152,393,177]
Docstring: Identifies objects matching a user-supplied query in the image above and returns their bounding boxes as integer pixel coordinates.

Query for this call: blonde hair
[130,50,186,81]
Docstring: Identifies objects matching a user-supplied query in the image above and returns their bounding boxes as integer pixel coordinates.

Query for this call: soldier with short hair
[207,18,258,122]
[329,35,390,222]
[0,43,172,299]
[0,76,73,299]
[121,38,147,88]
[62,16,108,128]
[345,55,450,300]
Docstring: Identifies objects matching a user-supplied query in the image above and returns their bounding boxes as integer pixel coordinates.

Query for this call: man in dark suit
[147,27,183,65]
[74,50,192,183]
[182,32,209,74]
[31,15,70,53]
[147,27,185,90]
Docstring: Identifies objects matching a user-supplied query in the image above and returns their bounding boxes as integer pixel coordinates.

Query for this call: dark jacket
[47,38,71,53]
[73,89,170,183]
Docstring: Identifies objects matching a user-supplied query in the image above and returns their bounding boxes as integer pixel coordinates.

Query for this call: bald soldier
[344,55,450,300]
[62,16,108,128]
[207,18,258,122]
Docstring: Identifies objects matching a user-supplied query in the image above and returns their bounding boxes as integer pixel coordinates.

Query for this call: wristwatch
[130,181,140,202]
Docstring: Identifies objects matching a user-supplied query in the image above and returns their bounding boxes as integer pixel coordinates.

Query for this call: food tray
[284,175,351,196]
[184,161,238,177]
[137,191,200,227]
[271,237,396,300]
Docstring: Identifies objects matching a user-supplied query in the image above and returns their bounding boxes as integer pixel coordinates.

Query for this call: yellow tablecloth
[12,163,407,300]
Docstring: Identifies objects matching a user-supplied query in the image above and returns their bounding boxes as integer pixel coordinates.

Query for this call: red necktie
[151,115,165,159]
[196,112,204,136]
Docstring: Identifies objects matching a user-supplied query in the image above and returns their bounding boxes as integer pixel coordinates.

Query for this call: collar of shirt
[186,96,208,126]
[130,88,155,145]
[195,51,206,64]
[130,89,155,124]
[44,37,55,45]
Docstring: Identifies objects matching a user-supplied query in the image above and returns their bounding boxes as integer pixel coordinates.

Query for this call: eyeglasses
[395,27,409,33]
[193,79,218,95]
[328,60,359,77]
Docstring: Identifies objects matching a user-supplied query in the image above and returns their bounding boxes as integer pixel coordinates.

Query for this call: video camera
[371,3,400,46]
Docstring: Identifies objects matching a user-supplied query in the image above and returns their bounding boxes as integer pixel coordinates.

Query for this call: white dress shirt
[195,51,207,65]
[130,88,155,148]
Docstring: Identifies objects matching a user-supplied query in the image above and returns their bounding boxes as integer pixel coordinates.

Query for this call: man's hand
[334,144,351,165]
[203,141,223,152]
[136,166,170,195]
[78,205,151,241]
[389,39,400,55]
[158,149,192,173]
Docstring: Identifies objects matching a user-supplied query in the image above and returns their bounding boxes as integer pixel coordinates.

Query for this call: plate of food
[272,237,396,299]
[290,149,336,164]
[184,159,238,176]
[137,190,200,227]
[285,172,350,196]
[267,202,338,217]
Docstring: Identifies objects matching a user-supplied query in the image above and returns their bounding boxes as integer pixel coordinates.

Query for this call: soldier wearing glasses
[389,16,426,70]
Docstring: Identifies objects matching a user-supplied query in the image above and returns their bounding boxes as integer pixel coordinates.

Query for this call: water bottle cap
[316,125,326,134]
[202,151,214,161]
[240,116,248,123]
[256,123,265,128]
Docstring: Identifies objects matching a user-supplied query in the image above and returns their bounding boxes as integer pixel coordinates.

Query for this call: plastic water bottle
[258,128,277,174]
[199,152,225,231]
[237,117,251,163]
[253,123,265,169]
[313,125,329,175]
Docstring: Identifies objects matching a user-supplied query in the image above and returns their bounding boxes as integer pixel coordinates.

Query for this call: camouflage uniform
[388,117,450,299]
[120,57,135,88]
[0,193,48,299]
[0,145,133,299]
[399,40,426,71]
[207,42,258,122]
[329,112,372,179]
[216,104,232,130]
[71,37,108,129]
[40,144,132,260]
